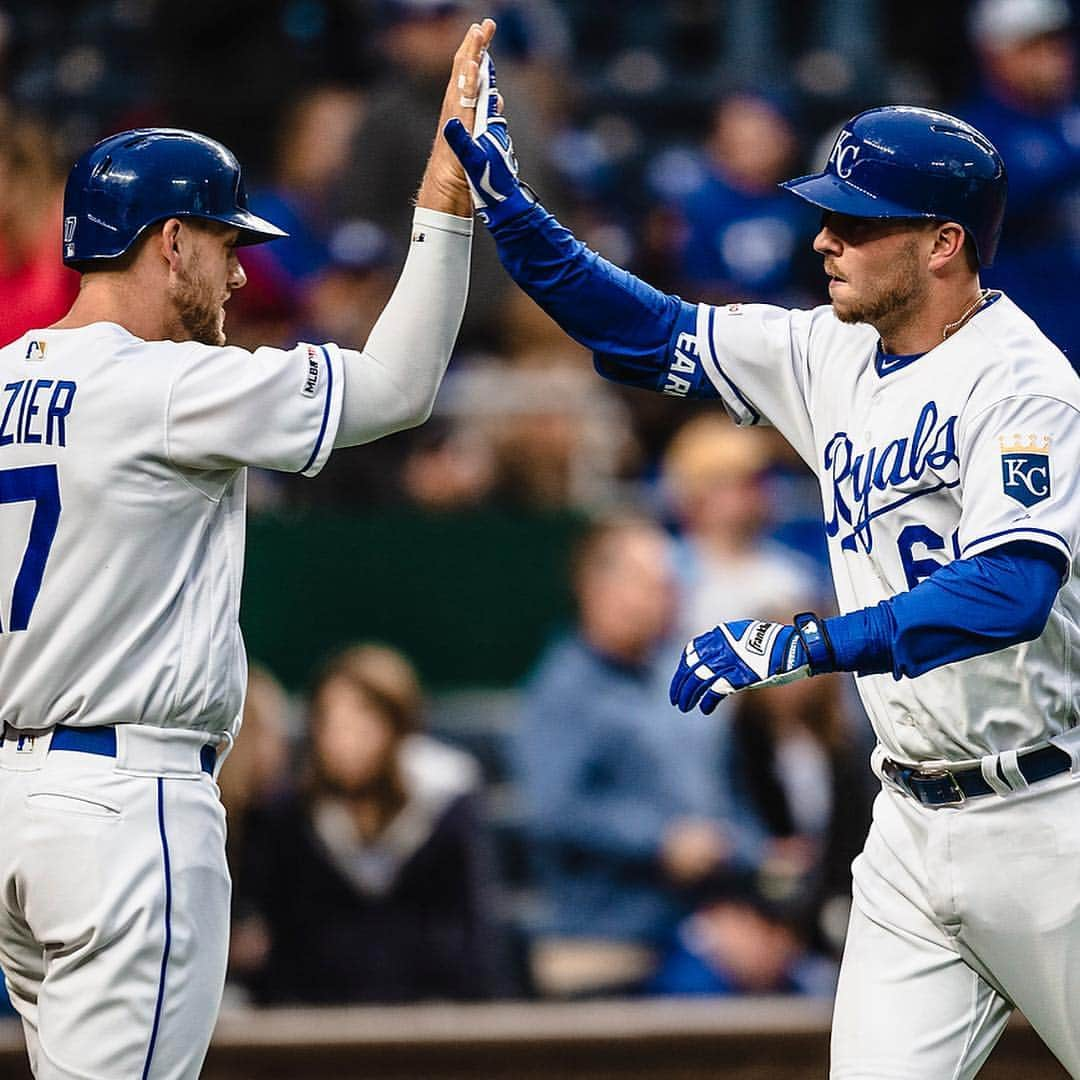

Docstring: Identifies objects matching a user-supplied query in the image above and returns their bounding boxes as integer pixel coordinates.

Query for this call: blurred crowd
[0,0,1078,1005]
[222,502,872,1005]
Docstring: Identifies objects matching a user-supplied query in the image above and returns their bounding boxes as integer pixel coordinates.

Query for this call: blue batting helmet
[62,128,287,269]
[780,106,1007,266]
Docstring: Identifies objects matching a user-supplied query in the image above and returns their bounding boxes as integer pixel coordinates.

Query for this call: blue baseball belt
[47,725,216,775]
[881,743,1072,807]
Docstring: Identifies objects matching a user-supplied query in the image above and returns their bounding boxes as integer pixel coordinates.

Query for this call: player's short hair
[77,216,236,276]
[961,232,980,273]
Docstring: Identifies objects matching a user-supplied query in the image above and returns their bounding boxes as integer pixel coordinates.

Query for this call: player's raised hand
[416,17,497,216]
[442,52,535,228]
[669,614,835,715]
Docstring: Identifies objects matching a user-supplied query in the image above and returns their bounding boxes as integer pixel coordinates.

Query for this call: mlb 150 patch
[999,434,1051,507]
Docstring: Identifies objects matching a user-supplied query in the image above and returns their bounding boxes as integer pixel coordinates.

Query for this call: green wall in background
[241,509,587,692]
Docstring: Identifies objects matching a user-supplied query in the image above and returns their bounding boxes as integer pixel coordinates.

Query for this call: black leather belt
[881,744,1071,807]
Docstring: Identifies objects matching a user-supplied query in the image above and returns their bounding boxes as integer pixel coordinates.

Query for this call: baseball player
[446,69,1080,1077]
[0,18,495,1079]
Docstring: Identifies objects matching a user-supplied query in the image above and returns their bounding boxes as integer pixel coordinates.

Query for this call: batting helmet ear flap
[62,128,288,270]
[781,106,1007,267]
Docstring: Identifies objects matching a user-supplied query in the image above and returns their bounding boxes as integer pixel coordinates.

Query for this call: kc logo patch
[1000,434,1051,507]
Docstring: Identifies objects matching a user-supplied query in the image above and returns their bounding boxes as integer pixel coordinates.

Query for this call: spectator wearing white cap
[958,0,1080,372]
[970,0,1074,111]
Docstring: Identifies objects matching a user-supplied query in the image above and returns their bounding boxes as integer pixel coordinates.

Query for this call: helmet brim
[779,171,938,222]
[226,209,289,245]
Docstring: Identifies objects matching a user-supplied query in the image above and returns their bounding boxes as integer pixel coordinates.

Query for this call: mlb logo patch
[25,340,47,361]
[302,345,320,398]
[999,434,1051,507]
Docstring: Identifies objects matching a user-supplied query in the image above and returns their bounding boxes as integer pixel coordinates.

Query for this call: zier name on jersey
[0,378,77,448]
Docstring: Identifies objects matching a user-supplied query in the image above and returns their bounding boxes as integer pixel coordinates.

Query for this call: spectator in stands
[646,670,875,998]
[219,665,292,874]
[646,878,838,997]
[233,644,508,1004]
[225,85,367,351]
[335,0,561,350]
[302,218,396,347]
[648,93,818,306]
[248,85,366,290]
[269,218,408,509]
[662,414,823,644]
[221,666,293,988]
[517,517,763,996]
[959,0,1080,370]
[0,109,78,346]
[726,674,874,961]
[399,417,497,511]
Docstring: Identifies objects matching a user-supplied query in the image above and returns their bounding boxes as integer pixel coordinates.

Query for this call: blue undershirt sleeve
[823,541,1066,679]
[491,203,717,398]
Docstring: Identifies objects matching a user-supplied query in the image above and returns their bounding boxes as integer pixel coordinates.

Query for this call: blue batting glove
[669,613,835,715]
[443,53,535,229]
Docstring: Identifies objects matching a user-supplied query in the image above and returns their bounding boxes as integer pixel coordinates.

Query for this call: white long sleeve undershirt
[333,206,473,447]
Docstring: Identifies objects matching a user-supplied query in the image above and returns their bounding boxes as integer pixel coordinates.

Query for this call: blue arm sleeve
[491,203,717,397]
[823,541,1066,679]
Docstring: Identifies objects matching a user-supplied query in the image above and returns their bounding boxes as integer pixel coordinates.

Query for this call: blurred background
[0,0,1077,1075]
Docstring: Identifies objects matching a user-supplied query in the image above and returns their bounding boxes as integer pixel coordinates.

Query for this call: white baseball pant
[0,725,230,1079]
[831,760,1080,1078]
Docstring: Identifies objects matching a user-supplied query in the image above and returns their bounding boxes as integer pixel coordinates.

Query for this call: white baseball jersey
[677,293,1080,763]
[0,322,345,736]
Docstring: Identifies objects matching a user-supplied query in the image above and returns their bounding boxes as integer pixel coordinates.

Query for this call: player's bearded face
[817,216,931,330]
[170,225,242,346]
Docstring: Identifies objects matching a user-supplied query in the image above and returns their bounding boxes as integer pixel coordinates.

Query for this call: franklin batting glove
[669,613,836,715]
[443,53,535,229]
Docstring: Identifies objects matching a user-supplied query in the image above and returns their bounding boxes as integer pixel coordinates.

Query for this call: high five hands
[442,49,535,227]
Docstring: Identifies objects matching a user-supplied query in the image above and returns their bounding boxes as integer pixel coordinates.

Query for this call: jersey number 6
[897,522,960,590]
[0,464,60,632]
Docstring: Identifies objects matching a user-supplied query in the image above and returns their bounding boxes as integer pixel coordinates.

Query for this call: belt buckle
[911,767,966,807]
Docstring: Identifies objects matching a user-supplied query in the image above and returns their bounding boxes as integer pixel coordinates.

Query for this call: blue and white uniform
[0,205,471,1080]
[479,197,1080,1076]
[444,73,1080,1074]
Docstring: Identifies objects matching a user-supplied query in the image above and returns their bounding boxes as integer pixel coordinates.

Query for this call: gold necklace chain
[943,288,993,340]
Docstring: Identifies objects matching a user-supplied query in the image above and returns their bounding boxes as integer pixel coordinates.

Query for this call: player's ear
[158,218,185,273]
[927,221,967,273]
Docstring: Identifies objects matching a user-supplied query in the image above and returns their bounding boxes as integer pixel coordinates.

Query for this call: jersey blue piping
[299,346,334,474]
[874,347,925,378]
[142,779,173,1080]
[961,527,1070,556]
[704,307,761,424]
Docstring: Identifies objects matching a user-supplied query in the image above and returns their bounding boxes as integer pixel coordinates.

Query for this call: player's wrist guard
[792,611,837,675]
